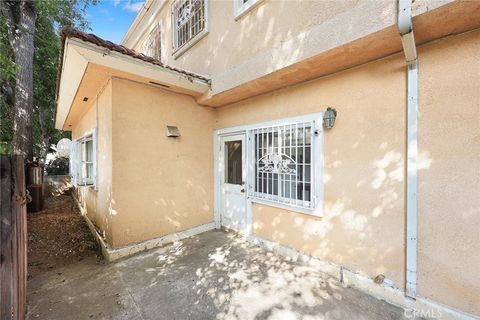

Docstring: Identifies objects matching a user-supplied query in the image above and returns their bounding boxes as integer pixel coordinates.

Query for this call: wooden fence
[0,155,27,320]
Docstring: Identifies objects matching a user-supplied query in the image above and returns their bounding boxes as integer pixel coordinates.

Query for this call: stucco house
[55,0,480,318]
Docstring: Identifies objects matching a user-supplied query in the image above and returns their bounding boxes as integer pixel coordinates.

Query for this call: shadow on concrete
[27,230,407,320]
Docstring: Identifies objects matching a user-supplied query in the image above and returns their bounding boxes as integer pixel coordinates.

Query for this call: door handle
[240,189,245,193]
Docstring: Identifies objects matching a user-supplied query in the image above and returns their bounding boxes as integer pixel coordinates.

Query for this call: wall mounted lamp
[323,107,337,129]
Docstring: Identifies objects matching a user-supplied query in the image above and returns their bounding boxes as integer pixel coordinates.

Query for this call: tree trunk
[11,1,37,161]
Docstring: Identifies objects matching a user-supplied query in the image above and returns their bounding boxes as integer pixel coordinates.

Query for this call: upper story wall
[122,0,452,95]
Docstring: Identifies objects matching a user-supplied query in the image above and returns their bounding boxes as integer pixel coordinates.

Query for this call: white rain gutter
[398,0,418,299]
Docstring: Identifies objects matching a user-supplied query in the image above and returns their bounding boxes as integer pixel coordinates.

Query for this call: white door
[220,134,247,233]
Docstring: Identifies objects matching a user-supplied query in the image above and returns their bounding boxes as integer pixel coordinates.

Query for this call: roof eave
[55,36,210,130]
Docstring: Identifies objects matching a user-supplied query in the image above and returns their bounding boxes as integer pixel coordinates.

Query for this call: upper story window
[141,24,161,60]
[234,0,263,20]
[171,0,208,57]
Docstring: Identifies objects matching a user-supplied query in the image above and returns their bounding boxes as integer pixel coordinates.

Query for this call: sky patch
[85,0,145,43]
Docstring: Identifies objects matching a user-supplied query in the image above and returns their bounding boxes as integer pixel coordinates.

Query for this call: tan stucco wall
[110,78,216,248]
[417,30,480,315]
[128,0,453,95]
[71,80,113,244]
[67,28,479,316]
[72,94,97,225]
[217,31,480,314]
[133,0,395,92]
[216,51,408,289]
[214,30,480,315]
[95,81,113,243]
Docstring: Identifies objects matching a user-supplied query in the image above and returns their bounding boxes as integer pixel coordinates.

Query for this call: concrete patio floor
[27,230,408,320]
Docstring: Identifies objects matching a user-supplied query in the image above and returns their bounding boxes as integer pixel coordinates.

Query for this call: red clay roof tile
[60,26,210,82]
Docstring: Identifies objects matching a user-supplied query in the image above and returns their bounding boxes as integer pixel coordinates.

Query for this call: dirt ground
[27,190,99,278]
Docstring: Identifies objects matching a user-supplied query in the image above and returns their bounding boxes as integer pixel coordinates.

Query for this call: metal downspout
[398,0,418,299]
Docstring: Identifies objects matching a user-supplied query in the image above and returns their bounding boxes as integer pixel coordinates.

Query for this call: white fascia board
[69,38,209,92]
[55,41,89,129]
[55,38,210,129]
[121,0,167,48]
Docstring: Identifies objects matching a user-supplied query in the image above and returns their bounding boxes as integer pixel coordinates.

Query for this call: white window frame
[214,113,324,233]
[70,128,97,189]
[141,23,162,61]
[250,121,316,211]
[234,0,263,20]
[171,0,209,59]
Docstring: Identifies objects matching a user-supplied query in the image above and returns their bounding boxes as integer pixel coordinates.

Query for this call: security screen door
[220,134,247,233]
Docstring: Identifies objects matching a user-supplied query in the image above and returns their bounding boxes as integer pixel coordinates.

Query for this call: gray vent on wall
[166,125,180,137]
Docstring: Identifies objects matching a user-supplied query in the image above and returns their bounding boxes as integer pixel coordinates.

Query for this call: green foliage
[35,0,96,31]
[33,6,64,158]
[0,17,16,81]
[32,0,96,159]
[0,16,15,152]
[45,156,69,175]
[0,0,96,157]
[0,90,13,153]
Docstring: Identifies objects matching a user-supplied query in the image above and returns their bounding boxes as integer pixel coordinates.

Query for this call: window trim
[171,0,209,59]
[233,0,263,20]
[249,118,319,212]
[71,128,97,189]
[141,22,162,61]
[80,135,94,185]
[214,113,324,223]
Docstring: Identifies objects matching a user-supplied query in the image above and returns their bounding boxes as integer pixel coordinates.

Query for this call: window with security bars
[251,122,313,209]
[142,24,161,60]
[172,0,207,53]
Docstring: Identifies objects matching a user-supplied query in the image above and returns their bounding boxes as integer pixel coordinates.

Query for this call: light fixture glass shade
[166,125,180,137]
[323,107,337,129]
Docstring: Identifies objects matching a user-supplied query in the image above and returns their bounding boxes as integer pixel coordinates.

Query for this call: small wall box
[166,125,180,137]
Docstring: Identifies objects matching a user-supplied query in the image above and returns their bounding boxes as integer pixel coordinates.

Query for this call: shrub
[45,157,69,175]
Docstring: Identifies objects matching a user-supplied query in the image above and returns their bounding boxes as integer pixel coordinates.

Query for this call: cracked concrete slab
[27,230,409,320]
